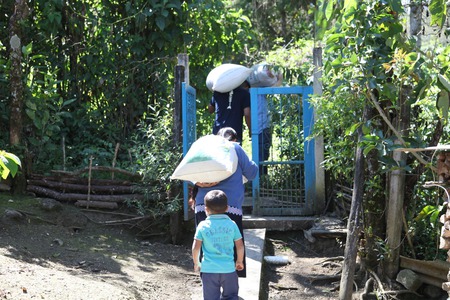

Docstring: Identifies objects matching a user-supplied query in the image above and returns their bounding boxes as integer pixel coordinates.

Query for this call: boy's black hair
[204,190,228,213]
[217,127,238,142]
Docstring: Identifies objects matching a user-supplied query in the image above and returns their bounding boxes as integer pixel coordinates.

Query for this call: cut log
[29,173,136,186]
[27,179,136,194]
[27,185,143,202]
[51,166,141,180]
[75,201,118,209]
[400,256,450,281]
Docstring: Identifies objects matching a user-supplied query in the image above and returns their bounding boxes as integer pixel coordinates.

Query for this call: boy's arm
[234,238,245,271]
[192,239,202,272]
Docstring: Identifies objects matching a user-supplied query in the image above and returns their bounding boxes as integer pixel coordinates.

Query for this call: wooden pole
[177,54,189,86]
[173,65,184,145]
[339,108,366,300]
[87,156,93,209]
[313,47,326,214]
[169,62,185,244]
[385,86,410,278]
[112,143,120,180]
[62,135,66,171]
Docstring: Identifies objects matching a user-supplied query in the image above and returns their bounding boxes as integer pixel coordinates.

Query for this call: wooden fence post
[339,107,367,300]
[313,47,326,214]
[169,63,185,244]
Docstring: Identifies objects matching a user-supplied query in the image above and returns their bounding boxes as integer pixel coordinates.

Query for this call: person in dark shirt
[208,83,251,143]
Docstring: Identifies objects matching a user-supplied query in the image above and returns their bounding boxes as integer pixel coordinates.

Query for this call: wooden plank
[400,256,450,281]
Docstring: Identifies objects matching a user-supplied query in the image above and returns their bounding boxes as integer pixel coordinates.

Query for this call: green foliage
[233,0,314,51]
[184,0,255,108]
[409,198,446,260]
[23,47,77,171]
[314,0,450,266]
[429,0,448,27]
[262,40,314,86]
[0,150,21,180]
[415,204,443,226]
[1,0,314,177]
[1,0,265,174]
[313,0,450,179]
[129,111,182,217]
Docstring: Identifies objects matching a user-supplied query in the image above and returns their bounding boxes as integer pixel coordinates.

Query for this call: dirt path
[0,196,201,300]
[0,196,354,300]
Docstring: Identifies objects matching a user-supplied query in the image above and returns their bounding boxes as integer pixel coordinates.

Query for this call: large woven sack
[247,63,280,87]
[206,64,252,93]
[170,135,238,183]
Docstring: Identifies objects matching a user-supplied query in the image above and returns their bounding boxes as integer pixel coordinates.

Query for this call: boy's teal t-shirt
[194,214,242,273]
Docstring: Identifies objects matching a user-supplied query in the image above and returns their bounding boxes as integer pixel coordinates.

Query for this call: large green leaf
[429,0,447,27]
[438,74,450,92]
[325,0,335,21]
[436,91,450,122]
[387,0,403,15]
[0,151,21,179]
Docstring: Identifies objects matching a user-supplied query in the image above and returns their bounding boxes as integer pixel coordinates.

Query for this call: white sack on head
[170,135,238,183]
[206,64,252,93]
[247,63,280,87]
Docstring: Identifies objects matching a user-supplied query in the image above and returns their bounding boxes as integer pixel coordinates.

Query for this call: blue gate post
[182,83,197,221]
[302,86,315,212]
[250,86,315,215]
[250,88,261,214]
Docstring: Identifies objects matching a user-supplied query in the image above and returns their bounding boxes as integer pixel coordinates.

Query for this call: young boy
[192,190,244,300]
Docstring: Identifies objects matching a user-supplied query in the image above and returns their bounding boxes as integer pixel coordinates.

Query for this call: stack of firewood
[26,167,143,209]
[437,152,450,182]
[437,152,450,297]
[440,205,450,297]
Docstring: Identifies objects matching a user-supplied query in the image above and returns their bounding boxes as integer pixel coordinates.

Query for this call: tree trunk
[8,0,29,195]
[8,0,28,146]
[385,86,411,279]
[361,105,386,272]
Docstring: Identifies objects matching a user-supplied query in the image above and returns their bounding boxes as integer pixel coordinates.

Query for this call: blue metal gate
[181,83,315,219]
[250,86,315,216]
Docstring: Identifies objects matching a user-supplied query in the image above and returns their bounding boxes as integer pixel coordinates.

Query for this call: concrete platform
[238,228,266,300]
[243,215,317,231]
[243,215,345,232]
